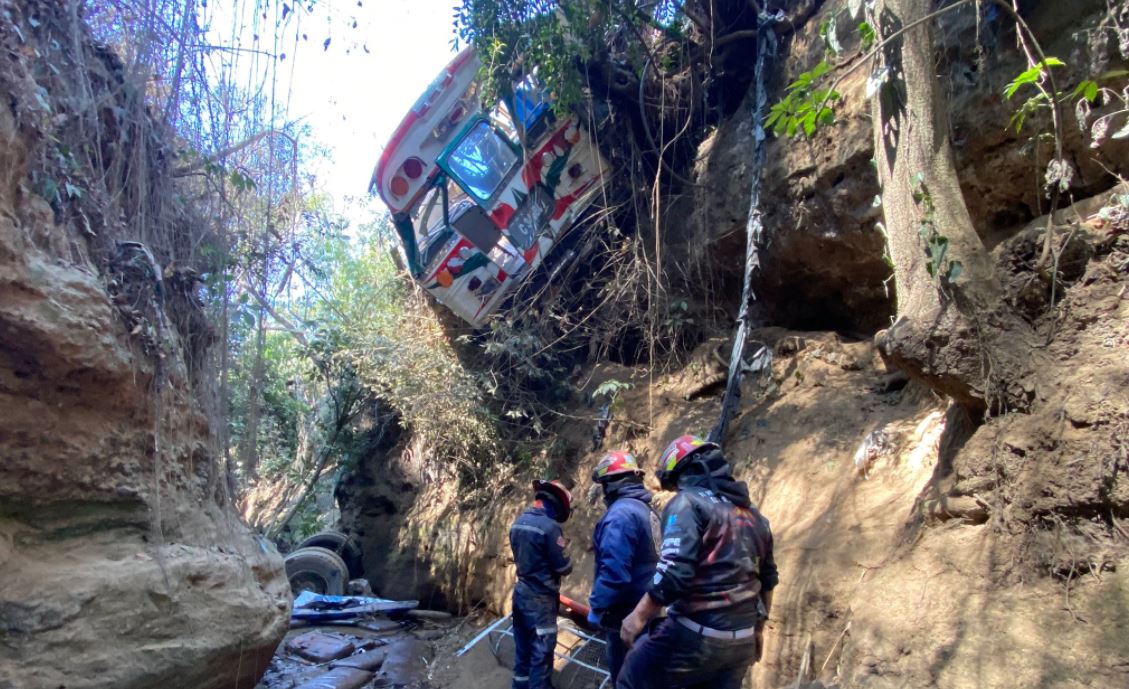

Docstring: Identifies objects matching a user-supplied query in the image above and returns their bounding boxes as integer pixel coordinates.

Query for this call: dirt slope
[339,3,1129,686]
[340,212,1129,686]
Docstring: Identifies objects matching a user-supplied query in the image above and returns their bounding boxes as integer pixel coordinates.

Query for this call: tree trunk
[239,299,266,479]
[871,0,1039,413]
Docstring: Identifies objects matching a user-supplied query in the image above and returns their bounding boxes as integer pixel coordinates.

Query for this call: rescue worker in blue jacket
[587,451,659,685]
[618,435,778,689]
[509,479,574,689]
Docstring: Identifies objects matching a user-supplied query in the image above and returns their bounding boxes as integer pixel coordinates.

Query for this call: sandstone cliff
[0,4,289,687]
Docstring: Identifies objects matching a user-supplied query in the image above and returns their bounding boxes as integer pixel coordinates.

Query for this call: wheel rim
[290,571,330,595]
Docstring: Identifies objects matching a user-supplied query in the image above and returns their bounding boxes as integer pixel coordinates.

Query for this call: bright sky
[204,0,459,222]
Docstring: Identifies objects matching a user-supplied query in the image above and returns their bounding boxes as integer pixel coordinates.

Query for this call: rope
[708,11,780,445]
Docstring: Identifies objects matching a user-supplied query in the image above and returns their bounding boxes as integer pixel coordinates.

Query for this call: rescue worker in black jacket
[587,451,659,685]
[509,479,574,689]
[618,435,778,689]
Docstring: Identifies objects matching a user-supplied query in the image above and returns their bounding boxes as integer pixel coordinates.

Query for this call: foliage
[1005,57,1066,132]
[320,232,502,467]
[1004,57,1067,100]
[1073,69,1129,146]
[910,172,962,287]
[451,0,684,112]
[592,378,632,398]
[592,377,632,415]
[766,60,839,138]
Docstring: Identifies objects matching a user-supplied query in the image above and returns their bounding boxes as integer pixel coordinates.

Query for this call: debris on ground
[377,637,433,686]
[292,667,374,689]
[285,633,357,664]
[291,591,419,623]
[260,597,457,689]
[330,648,387,671]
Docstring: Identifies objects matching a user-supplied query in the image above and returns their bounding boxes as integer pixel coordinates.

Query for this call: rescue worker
[618,435,778,689]
[587,451,659,685]
[509,479,574,689]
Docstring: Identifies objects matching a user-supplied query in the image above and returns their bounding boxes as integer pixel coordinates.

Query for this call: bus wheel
[284,546,348,596]
[295,529,364,579]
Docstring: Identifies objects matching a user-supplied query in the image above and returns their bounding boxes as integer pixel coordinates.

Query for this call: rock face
[687,0,1129,333]
[0,9,289,689]
[335,5,1129,689]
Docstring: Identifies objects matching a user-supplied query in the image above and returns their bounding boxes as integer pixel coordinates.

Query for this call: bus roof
[369,49,480,214]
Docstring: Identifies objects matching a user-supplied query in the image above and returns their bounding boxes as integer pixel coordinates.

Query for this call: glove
[587,609,602,627]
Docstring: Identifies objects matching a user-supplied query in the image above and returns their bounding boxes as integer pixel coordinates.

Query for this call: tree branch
[173,129,299,176]
[239,276,309,347]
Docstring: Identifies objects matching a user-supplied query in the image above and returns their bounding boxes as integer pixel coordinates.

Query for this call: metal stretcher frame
[456,615,611,689]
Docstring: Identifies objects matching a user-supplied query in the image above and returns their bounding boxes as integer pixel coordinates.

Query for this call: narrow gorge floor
[258,613,610,689]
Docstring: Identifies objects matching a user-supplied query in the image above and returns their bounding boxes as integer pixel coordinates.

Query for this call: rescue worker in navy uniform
[587,451,659,685]
[509,479,574,689]
[618,435,778,689]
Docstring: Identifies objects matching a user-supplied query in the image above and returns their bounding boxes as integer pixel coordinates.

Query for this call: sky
[204,0,460,222]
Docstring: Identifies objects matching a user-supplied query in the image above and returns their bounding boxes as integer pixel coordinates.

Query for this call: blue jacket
[510,505,573,598]
[589,481,659,626]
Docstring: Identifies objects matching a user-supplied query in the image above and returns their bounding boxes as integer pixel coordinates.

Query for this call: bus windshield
[444,120,518,202]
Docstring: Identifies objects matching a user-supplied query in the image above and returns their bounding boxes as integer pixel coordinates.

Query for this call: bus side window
[512,75,553,141]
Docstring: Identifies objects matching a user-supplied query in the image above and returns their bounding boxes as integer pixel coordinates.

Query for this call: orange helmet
[532,479,573,523]
[591,451,643,483]
[655,434,719,490]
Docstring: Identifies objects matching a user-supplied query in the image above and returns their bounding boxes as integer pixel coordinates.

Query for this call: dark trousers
[617,617,757,689]
[512,590,558,689]
[603,629,629,686]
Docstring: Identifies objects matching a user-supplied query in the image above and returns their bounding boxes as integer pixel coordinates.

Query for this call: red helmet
[591,451,643,483]
[655,434,719,490]
[532,479,573,523]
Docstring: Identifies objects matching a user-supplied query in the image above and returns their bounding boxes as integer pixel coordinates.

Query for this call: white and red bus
[369,50,610,327]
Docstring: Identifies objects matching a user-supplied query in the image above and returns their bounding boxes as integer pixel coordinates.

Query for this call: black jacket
[648,451,778,630]
[510,505,573,598]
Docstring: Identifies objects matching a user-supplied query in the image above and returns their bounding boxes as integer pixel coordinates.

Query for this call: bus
[369,50,610,327]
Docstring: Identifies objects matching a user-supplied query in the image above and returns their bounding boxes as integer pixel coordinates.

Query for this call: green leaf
[1005,57,1066,99]
[858,21,876,50]
[40,177,59,204]
[946,261,963,282]
[1072,80,1099,103]
[802,112,816,137]
[821,16,843,56]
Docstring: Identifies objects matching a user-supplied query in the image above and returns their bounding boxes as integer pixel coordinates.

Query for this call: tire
[284,546,349,596]
[296,530,364,579]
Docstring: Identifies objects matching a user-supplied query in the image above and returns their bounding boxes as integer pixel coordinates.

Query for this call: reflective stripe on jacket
[510,506,572,597]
